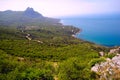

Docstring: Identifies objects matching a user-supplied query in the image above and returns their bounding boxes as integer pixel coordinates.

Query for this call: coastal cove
[61,15,120,47]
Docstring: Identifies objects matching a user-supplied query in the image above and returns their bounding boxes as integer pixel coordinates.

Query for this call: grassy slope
[0,25,108,80]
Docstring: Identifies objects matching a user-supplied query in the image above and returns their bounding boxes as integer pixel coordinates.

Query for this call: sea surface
[61,15,120,47]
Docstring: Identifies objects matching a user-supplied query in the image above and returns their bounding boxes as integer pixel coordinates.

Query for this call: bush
[89,57,106,67]
[58,57,92,80]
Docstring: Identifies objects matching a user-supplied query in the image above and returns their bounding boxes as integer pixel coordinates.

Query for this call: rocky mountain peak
[25,7,34,12]
[24,7,43,18]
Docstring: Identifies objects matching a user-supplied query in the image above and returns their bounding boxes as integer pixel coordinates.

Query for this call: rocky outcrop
[91,55,120,79]
[99,51,105,57]
[91,47,120,79]
[109,47,120,54]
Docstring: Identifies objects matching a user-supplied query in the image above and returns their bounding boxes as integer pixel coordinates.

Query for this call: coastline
[60,19,81,38]
[72,30,81,38]
[60,18,120,47]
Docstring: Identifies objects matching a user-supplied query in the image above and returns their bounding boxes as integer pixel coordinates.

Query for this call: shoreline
[72,27,119,47]
[72,30,81,38]
[60,19,120,47]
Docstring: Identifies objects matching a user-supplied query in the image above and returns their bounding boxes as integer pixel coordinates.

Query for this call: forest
[0,8,118,80]
[0,24,109,80]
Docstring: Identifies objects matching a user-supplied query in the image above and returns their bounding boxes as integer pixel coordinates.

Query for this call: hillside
[0,8,117,80]
[0,7,60,26]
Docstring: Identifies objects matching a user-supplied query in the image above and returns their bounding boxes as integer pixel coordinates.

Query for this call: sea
[60,15,120,47]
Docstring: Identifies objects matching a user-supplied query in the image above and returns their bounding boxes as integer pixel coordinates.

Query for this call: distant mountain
[23,7,43,18]
[0,7,60,26]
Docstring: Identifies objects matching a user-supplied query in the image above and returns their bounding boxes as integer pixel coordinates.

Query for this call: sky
[0,0,120,17]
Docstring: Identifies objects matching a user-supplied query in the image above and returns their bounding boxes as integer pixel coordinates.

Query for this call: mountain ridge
[0,7,60,26]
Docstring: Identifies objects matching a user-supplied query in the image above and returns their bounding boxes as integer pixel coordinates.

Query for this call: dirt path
[52,62,58,80]
[26,33,32,40]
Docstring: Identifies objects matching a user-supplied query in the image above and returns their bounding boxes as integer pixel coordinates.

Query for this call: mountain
[23,7,43,18]
[0,7,60,26]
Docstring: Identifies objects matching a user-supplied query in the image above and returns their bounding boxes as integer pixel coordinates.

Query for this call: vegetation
[0,24,108,80]
[0,8,109,80]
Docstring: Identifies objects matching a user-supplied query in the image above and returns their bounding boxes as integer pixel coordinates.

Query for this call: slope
[0,8,109,80]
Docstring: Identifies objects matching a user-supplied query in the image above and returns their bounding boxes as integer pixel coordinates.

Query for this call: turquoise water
[61,16,120,47]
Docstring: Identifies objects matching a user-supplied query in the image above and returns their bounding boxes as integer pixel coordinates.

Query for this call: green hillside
[0,8,109,80]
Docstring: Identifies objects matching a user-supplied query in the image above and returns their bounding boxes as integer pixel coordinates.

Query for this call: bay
[61,15,120,47]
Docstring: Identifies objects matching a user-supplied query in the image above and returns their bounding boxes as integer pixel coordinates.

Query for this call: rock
[17,57,25,61]
[72,35,75,37]
[106,58,111,61]
[91,47,120,79]
[91,54,120,79]
[112,54,120,67]
[91,64,100,72]
[99,51,104,56]
[109,47,120,54]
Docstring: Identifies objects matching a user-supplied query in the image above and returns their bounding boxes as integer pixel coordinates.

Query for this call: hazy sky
[0,0,120,17]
